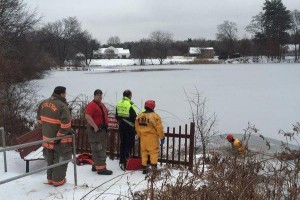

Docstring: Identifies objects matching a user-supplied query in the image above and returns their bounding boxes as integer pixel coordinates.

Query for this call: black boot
[142,165,148,174]
[91,165,96,172]
[120,163,125,171]
[97,168,113,175]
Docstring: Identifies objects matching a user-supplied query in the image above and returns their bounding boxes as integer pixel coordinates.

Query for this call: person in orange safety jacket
[135,100,164,174]
[226,134,246,154]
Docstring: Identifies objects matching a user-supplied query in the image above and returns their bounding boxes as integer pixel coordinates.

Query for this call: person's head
[53,86,66,99]
[94,89,103,102]
[123,90,132,99]
[144,100,155,111]
[226,134,234,143]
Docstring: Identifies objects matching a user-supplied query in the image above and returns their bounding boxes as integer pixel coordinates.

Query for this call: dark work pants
[87,125,108,170]
[43,143,72,183]
[119,123,135,165]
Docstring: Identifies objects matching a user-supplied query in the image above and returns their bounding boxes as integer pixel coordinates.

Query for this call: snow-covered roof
[94,46,130,55]
[189,47,214,54]
[283,44,299,52]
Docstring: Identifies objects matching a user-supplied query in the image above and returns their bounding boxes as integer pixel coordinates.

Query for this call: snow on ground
[89,56,195,67]
[0,151,148,199]
[37,63,300,142]
[0,150,200,200]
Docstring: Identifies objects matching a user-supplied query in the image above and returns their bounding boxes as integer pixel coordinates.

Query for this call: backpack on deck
[126,157,142,170]
[76,153,93,165]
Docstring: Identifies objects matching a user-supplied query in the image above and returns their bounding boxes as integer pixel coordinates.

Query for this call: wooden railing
[72,119,195,169]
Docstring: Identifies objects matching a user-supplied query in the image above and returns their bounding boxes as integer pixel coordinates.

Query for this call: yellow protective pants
[140,135,159,166]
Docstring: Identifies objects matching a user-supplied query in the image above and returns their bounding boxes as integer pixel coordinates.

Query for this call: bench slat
[24,147,44,160]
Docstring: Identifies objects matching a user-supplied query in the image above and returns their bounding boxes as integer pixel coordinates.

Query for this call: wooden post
[184,124,188,167]
[172,127,175,167]
[178,126,181,167]
[188,122,195,170]
[166,127,170,165]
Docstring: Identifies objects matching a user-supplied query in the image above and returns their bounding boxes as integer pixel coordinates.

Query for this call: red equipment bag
[76,153,93,166]
[126,157,142,170]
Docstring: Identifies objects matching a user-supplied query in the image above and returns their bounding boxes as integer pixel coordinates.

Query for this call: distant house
[93,46,130,59]
[189,47,215,58]
[282,44,299,56]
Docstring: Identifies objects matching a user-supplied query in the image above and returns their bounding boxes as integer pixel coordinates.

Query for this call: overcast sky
[24,0,299,44]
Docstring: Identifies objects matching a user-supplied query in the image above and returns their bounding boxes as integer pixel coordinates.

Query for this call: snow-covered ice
[1,63,300,199]
[38,63,300,141]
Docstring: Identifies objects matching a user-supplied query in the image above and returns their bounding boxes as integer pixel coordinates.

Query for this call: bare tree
[74,31,100,66]
[216,20,238,56]
[107,36,120,46]
[246,12,265,35]
[131,38,152,65]
[104,48,116,59]
[41,17,82,65]
[150,31,173,65]
[0,0,39,40]
[185,88,218,174]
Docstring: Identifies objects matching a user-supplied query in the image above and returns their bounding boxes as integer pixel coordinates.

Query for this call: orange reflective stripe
[60,122,71,129]
[57,132,65,137]
[38,120,42,124]
[61,138,72,143]
[95,165,106,170]
[40,116,61,124]
[53,178,66,186]
[42,143,54,149]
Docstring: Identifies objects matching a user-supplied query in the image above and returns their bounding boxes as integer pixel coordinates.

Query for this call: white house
[93,46,130,59]
[189,47,215,58]
[282,44,299,56]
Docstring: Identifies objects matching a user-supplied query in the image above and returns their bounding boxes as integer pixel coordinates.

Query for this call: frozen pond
[36,63,300,142]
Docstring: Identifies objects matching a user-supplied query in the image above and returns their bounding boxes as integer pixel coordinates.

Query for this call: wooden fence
[72,119,195,169]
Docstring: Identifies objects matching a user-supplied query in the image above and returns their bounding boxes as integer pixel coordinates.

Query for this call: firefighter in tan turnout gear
[135,100,165,174]
[37,86,73,187]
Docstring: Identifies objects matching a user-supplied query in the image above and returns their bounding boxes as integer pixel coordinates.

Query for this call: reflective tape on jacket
[42,143,54,149]
[40,116,61,125]
[61,138,72,143]
[116,97,137,118]
[60,122,71,129]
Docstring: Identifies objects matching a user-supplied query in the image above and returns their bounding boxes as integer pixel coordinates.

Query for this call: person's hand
[160,138,165,146]
[55,139,61,144]
[94,126,99,132]
[68,129,75,135]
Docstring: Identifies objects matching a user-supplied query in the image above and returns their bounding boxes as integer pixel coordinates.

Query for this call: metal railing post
[72,134,77,186]
[0,135,77,186]
[0,127,7,172]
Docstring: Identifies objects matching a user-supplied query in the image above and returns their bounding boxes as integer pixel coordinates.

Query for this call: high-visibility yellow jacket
[232,138,246,154]
[37,93,72,149]
[116,97,137,126]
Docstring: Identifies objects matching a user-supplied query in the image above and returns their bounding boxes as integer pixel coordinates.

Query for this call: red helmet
[226,134,234,141]
[145,100,155,110]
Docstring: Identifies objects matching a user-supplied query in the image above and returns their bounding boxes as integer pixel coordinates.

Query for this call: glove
[135,134,139,141]
[67,129,75,135]
[54,139,61,144]
[98,125,108,131]
[160,138,165,146]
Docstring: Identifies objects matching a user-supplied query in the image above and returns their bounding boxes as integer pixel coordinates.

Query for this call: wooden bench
[15,128,45,173]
